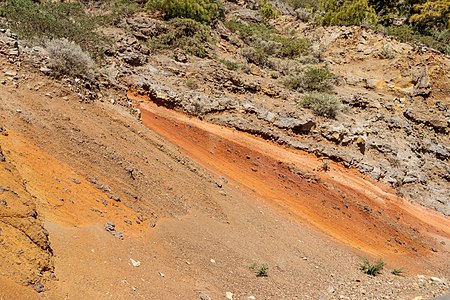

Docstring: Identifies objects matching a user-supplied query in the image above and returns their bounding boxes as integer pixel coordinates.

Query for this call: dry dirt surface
[1,38,450,300]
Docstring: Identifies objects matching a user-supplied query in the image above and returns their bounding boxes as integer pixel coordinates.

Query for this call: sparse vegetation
[220,59,239,70]
[146,0,224,23]
[0,0,105,55]
[250,262,269,277]
[224,19,311,65]
[259,0,280,20]
[186,79,198,90]
[300,92,341,118]
[45,38,95,80]
[151,18,210,57]
[241,47,269,66]
[379,45,396,59]
[321,160,330,171]
[318,0,378,26]
[284,66,335,92]
[99,0,139,25]
[359,258,385,276]
[391,267,405,276]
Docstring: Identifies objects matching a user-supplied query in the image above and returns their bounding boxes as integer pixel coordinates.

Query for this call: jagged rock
[104,222,116,232]
[0,146,4,162]
[126,16,167,40]
[321,124,348,144]
[273,117,316,133]
[174,49,188,63]
[404,108,449,134]
[33,282,45,293]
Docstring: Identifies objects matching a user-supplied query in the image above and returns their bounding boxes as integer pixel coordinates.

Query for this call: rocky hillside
[89,4,449,214]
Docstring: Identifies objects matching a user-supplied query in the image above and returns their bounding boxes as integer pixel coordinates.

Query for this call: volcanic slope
[0,50,449,299]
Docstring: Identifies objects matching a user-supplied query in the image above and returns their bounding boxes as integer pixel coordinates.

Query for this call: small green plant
[259,0,280,20]
[284,66,335,92]
[273,35,311,58]
[250,262,269,277]
[359,258,385,276]
[300,92,341,118]
[186,79,198,90]
[146,0,224,24]
[151,18,210,57]
[321,160,330,171]
[220,59,239,70]
[391,267,405,276]
[379,45,395,59]
[270,71,279,79]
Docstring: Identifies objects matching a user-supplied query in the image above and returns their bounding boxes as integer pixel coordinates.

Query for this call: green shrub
[224,19,275,42]
[100,0,139,25]
[220,59,239,70]
[241,47,268,66]
[281,0,317,9]
[391,267,405,276]
[250,262,269,277]
[151,18,210,57]
[146,0,224,23]
[300,92,340,117]
[318,0,377,26]
[359,258,385,276]
[0,0,104,55]
[259,0,280,20]
[272,35,311,58]
[284,66,335,92]
[384,25,450,54]
[225,19,311,60]
[45,38,95,80]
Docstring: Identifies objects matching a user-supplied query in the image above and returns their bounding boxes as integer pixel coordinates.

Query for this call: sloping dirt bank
[132,91,450,273]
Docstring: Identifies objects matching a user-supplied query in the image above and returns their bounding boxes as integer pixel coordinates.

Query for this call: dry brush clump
[45,38,95,80]
[299,92,341,118]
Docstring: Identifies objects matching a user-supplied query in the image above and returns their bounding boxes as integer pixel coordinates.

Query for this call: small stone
[5,71,17,77]
[174,49,188,63]
[33,282,45,293]
[105,222,115,232]
[199,292,211,300]
[130,258,141,267]
[248,296,256,300]
[71,178,81,184]
[159,272,165,277]
[210,259,216,263]
[9,49,19,56]
[225,292,233,300]
[327,286,335,294]
[40,67,52,75]
[108,194,120,202]
[113,231,123,239]
[429,276,443,283]
[16,109,22,113]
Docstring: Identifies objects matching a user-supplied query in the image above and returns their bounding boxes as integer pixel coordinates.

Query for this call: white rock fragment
[130,258,140,267]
